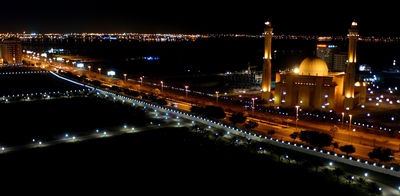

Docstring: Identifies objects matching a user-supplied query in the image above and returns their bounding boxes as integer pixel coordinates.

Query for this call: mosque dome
[298,57,329,76]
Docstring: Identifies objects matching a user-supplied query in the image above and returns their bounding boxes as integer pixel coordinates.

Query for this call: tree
[368,147,394,163]
[333,168,344,181]
[366,182,382,195]
[302,156,324,172]
[299,130,332,148]
[244,120,258,130]
[155,98,168,106]
[229,112,246,125]
[289,132,299,142]
[190,105,204,115]
[204,105,226,119]
[332,142,339,151]
[214,128,226,138]
[339,144,356,156]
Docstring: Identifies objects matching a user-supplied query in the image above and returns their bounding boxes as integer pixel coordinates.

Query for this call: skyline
[2,2,399,36]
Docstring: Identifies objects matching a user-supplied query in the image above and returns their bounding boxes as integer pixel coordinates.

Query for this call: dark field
[0,127,369,195]
[0,69,85,96]
[0,69,154,147]
[0,96,152,146]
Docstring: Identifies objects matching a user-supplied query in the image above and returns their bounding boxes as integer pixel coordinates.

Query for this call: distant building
[0,38,23,66]
[316,42,347,72]
[332,52,347,72]
[316,42,334,69]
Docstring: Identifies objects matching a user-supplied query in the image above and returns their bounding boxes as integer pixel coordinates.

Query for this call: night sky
[1,1,399,36]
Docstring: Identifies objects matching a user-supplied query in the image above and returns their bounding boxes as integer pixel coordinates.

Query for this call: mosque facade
[264,21,367,112]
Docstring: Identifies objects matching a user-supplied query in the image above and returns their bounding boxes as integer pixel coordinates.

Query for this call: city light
[107,70,115,77]
[76,62,84,68]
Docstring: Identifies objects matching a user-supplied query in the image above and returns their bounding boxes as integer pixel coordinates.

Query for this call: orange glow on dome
[298,57,329,76]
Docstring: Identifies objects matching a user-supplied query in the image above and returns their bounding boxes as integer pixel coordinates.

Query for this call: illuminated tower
[343,20,358,109]
[261,21,273,100]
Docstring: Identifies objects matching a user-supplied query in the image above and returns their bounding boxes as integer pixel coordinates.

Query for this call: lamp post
[88,65,91,72]
[341,112,345,127]
[123,73,127,81]
[349,114,352,131]
[98,67,101,75]
[251,97,257,115]
[185,85,189,98]
[215,91,219,104]
[161,81,163,93]
[295,105,300,131]
[348,114,353,143]
[138,77,143,92]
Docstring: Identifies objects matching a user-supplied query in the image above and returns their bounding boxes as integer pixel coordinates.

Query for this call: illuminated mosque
[261,21,367,112]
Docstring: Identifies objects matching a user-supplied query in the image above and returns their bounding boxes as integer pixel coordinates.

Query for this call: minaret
[344,20,358,109]
[261,20,273,100]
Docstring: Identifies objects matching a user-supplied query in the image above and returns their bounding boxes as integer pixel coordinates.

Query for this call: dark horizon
[1,1,400,36]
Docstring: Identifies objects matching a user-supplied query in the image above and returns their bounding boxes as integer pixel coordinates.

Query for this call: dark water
[358,41,400,71]
[23,37,263,76]
[22,37,400,81]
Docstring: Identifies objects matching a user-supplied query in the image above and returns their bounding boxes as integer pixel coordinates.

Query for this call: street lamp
[341,112,345,127]
[88,65,91,72]
[295,105,300,131]
[140,77,143,86]
[215,91,219,104]
[161,81,163,93]
[251,97,257,115]
[98,67,101,75]
[348,114,353,143]
[349,114,352,131]
[123,73,127,81]
[185,85,189,97]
